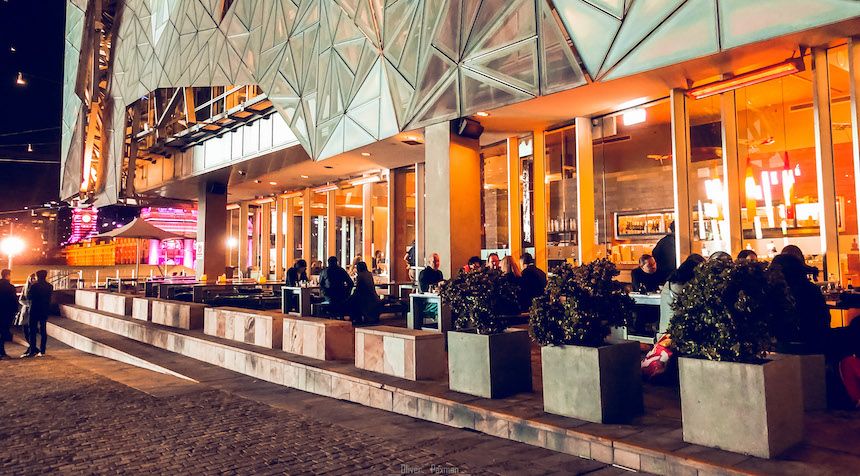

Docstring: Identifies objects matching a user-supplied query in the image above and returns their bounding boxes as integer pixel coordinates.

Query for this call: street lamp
[15,72,26,86]
[0,236,25,269]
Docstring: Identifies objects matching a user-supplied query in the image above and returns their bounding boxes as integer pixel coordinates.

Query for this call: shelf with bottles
[614,210,674,239]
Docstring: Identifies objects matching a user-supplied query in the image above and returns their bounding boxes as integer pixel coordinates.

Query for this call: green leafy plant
[529,259,634,347]
[667,259,794,363]
[440,268,519,335]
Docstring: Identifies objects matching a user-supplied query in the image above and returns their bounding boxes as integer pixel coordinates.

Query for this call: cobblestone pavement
[0,341,615,475]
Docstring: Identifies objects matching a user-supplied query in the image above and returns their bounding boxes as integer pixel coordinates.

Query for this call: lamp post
[0,236,25,269]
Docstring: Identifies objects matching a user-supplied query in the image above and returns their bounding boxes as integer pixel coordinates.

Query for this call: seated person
[769,254,830,355]
[631,254,661,293]
[286,259,309,286]
[418,253,444,292]
[347,261,380,325]
[659,254,705,334]
[781,245,819,281]
[736,249,758,262]
[318,256,353,316]
[464,255,483,273]
[520,252,547,308]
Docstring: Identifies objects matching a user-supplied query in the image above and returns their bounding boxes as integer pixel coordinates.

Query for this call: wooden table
[282,285,319,317]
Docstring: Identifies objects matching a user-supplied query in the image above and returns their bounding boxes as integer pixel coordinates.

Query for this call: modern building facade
[61,1,860,296]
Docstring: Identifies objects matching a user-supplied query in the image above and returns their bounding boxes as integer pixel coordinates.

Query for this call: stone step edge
[47,320,197,383]
[57,304,749,476]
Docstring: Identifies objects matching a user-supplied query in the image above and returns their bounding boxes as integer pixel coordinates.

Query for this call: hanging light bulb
[27,144,32,152]
[15,72,25,85]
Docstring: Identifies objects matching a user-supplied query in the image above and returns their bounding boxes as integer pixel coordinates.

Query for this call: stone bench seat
[282,315,354,361]
[355,325,445,381]
[150,298,207,330]
[75,289,100,310]
[97,292,134,317]
[132,297,153,321]
[204,307,284,350]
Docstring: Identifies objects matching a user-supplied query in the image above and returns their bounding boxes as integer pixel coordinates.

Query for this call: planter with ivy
[530,260,643,423]
[668,259,803,459]
[441,268,531,398]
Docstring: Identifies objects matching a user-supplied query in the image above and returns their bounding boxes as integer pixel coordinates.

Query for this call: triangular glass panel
[347,98,381,138]
[354,0,380,46]
[460,67,534,115]
[604,0,718,80]
[407,71,459,130]
[599,0,684,77]
[384,0,415,47]
[397,14,422,86]
[464,0,536,59]
[343,116,376,152]
[382,0,416,66]
[318,117,345,159]
[350,58,383,109]
[335,37,366,73]
[459,0,481,56]
[377,81,399,139]
[539,0,586,95]
[383,58,415,128]
[462,0,510,57]
[432,0,460,62]
[411,48,455,116]
[292,0,320,35]
[552,0,621,77]
[465,37,538,95]
[584,0,624,19]
[347,44,379,101]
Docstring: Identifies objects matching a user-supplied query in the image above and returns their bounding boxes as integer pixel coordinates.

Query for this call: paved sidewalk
[0,339,615,475]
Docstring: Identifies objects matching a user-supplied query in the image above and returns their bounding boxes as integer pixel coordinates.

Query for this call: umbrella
[95,217,182,282]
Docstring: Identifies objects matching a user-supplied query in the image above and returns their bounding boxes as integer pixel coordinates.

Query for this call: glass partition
[335,185,363,270]
[545,126,577,268]
[292,196,303,261]
[480,141,509,257]
[403,167,417,275]
[310,192,328,264]
[370,180,389,276]
[736,55,821,271]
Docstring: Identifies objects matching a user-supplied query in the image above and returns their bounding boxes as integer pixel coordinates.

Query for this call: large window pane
[736,55,820,271]
[687,95,728,256]
[292,196,303,261]
[371,180,389,276]
[545,127,577,268]
[310,192,328,265]
[481,142,509,256]
[519,135,536,256]
[335,185,363,270]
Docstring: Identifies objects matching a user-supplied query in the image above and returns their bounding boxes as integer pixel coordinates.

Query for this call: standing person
[652,222,677,283]
[286,259,309,286]
[319,256,353,315]
[520,252,547,308]
[15,274,35,355]
[347,261,380,325]
[418,253,444,293]
[25,270,53,357]
[487,253,501,271]
[0,269,18,359]
[631,254,661,293]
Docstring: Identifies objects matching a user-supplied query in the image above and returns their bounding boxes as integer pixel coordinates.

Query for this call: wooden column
[575,117,596,264]
[275,197,285,280]
[507,136,523,261]
[260,201,272,278]
[812,47,840,280]
[302,189,312,263]
[720,91,743,255]
[532,129,549,271]
[670,89,693,263]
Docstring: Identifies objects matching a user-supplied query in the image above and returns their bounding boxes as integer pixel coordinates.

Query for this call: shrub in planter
[441,269,530,398]
[530,259,642,423]
[667,259,803,458]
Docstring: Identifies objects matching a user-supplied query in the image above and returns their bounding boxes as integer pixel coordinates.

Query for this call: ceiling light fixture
[300,174,309,179]
[254,179,261,183]
[622,108,646,126]
[281,191,303,199]
[15,72,25,86]
[350,175,381,186]
[313,183,339,193]
[475,111,490,117]
[687,58,804,99]
[360,152,371,157]
[268,181,277,185]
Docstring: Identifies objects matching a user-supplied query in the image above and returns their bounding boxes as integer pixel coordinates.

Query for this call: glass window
[519,135,536,256]
[310,192,328,263]
[403,167,417,273]
[227,207,239,270]
[829,45,858,286]
[593,99,675,267]
[736,55,820,271]
[335,185,363,270]
[292,196,303,261]
[480,142,509,256]
[687,95,728,256]
[371,180,389,276]
[545,127,577,268]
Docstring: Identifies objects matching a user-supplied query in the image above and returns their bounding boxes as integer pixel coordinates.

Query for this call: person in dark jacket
[520,252,547,308]
[0,269,18,359]
[781,245,820,281]
[631,254,662,293]
[319,256,353,315]
[286,259,309,286]
[418,253,444,293]
[25,269,52,357]
[500,256,526,311]
[769,254,830,355]
[347,261,380,325]
[652,222,677,283]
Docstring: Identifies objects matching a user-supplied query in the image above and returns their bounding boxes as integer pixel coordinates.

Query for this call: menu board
[614,210,675,239]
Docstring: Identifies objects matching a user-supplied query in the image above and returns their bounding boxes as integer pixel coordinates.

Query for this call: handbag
[14,303,29,327]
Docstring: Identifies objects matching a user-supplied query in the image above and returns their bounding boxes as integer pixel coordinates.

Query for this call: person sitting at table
[708,251,733,263]
[346,261,380,326]
[309,260,324,277]
[500,256,526,311]
[658,254,705,334]
[465,256,483,273]
[736,249,758,262]
[520,252,547,308]
[631,254,661,293]
[319,256,354,316]
[418,253,444,293]
[781,245,820,281]
[487,253,501,271]
[769,253,830,355]
[286,259,309,286]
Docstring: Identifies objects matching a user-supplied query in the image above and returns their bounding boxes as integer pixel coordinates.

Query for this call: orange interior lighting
[687,59,804,99]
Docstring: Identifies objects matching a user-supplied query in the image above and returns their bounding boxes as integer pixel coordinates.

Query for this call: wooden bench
[204,307,284,350]
[282,316,354,361]
[97,292,134,317]
[150,298,207,330]
[74,289,100,310]
[355,325,445,381]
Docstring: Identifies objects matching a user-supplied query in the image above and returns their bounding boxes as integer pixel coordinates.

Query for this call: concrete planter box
[282,316,355,361]
[150,299,206,330]
[355,326,445,381]
[679,355,803,458]
[448,328,532,398]
[205,307,284,350]
[541,340,643,423]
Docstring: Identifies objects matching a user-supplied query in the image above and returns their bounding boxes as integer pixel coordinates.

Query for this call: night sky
[0,0,64,212]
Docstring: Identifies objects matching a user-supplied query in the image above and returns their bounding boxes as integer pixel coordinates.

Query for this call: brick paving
[0,342,612,475]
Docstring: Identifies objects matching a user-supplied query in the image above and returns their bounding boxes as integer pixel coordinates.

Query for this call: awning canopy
[95,217,181,241]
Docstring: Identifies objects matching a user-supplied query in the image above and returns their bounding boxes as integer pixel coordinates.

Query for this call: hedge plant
[667,259,794,363]
[529,259,634,347]
[440,268,519,335]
